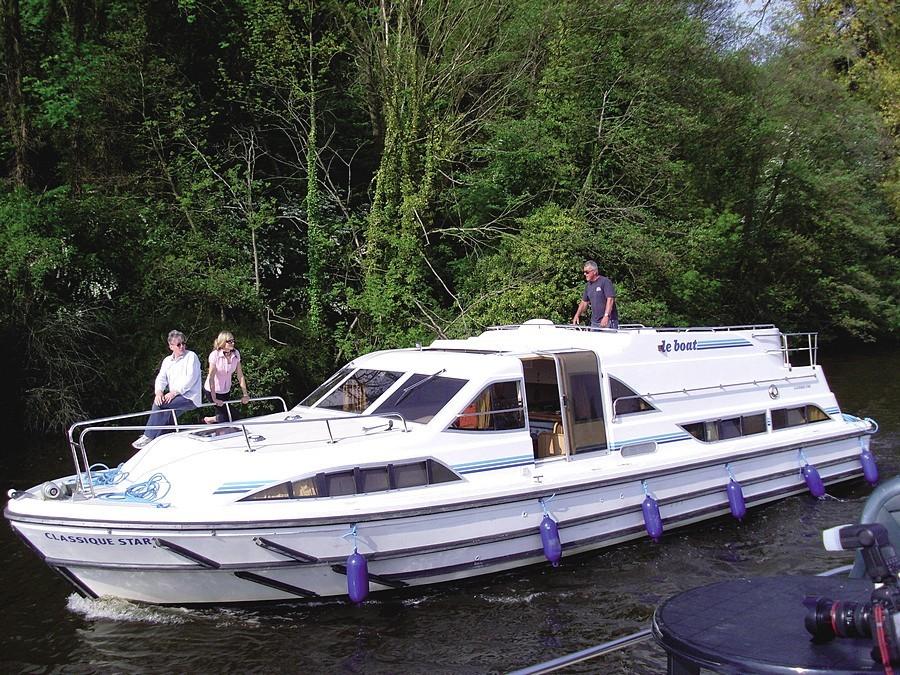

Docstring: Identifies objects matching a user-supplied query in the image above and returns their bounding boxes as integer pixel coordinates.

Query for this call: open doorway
[522,352,608,460]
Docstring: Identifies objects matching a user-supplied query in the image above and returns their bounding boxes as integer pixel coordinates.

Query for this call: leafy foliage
[0,0,896,435]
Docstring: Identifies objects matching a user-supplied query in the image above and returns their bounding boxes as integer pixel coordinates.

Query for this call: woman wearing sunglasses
[203,331,250,424]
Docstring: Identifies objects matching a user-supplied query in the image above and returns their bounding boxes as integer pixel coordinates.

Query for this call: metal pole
[507,629,652,675]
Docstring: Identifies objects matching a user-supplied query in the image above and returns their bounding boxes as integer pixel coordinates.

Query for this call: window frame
[609,376,656,417]
[447,380,526,432]
[771,404,830,430]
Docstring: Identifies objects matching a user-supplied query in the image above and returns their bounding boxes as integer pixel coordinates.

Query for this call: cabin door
[554,351,607,455]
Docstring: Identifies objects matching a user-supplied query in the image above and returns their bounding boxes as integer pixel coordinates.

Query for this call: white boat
[4,320,879,605]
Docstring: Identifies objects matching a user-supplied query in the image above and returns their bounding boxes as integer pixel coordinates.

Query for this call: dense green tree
[0,0,896,436]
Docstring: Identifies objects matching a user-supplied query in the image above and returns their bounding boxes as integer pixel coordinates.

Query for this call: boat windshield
[309,368,404,413]
[371,373,467,423]
[299,366,353,407]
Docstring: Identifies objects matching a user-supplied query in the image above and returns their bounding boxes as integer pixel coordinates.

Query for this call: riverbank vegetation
[1,0,897,433]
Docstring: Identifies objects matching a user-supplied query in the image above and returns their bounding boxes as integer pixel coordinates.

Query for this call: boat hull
[7,434,868,605]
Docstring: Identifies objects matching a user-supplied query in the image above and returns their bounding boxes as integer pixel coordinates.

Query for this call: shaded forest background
[1,0,897,435]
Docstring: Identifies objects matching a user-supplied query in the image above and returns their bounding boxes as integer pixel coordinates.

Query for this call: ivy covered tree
[0,0,896,436]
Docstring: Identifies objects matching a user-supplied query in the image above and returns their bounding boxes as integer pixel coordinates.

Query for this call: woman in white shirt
[133,330,201,448]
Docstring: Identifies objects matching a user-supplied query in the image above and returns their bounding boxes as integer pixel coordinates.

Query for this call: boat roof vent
[521,319,554,328]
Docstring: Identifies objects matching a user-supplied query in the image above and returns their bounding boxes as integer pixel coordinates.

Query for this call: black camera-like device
[804,523,900,665]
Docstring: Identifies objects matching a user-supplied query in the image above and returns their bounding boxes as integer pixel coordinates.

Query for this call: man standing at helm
[572,260,618,329]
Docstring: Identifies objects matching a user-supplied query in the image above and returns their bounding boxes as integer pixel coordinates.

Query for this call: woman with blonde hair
[203,331,250,424]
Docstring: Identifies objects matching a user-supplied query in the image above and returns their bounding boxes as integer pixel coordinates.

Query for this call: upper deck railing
[484,321,818,367]
[485,322,778,333]
[775,331,819,368]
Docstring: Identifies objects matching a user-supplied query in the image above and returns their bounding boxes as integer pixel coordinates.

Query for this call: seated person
[132,330,201,449]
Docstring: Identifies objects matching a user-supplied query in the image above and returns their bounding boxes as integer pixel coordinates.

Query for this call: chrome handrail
[68,396,287,496]
[611,373,819,419]
[486,322,777,334]
[775,331,819,368]
[66,401,413,497]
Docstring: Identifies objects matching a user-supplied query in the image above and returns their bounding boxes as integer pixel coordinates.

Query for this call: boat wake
[66,594,261,627]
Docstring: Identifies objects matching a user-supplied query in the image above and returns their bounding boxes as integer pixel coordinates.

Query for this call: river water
[2,348,898,674]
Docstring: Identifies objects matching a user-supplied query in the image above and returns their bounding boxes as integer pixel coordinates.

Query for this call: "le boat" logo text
[657,339,698,353]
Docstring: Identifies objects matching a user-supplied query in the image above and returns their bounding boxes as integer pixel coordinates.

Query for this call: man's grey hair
[167,329,187,344]
[583,260,599,273]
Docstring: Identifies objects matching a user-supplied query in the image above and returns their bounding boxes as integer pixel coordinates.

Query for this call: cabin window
[314,369,403,413]
[371,374,467,423]
[429,460,460,484]
[299,366,353,407]
[359,466,391,493]
[326,470,356,496]
[771,405,829,430]
[610,377,655,416]
[241,459,461,501]
[450,381,525,431]
[682,412,768,443]
[393,461,427,488]
[742,413,767,435]
[245,482,293,500]
[292,477,319,497]
[718,417,742,440]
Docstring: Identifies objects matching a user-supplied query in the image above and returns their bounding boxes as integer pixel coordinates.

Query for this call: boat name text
[44,533,154,546]
[657,339,698,353]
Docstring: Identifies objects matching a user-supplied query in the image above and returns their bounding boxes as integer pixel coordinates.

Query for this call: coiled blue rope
[842,413,880,434]
[96,473,171,507]
[86,463,128,486]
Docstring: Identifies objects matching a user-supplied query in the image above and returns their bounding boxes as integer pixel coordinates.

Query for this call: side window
[241,460,461,500]
[742,413,767,435]
[393,461,429,489]
[429,460,459,484]
[718,417,742,440]
[244,482,292,500]
[806,405,830,422]
[359,466,391,493]
[326,471,356,496]
[683,412,768,443]
[450,381,525,431]
[292,477,319,497]
[610,377,654,416]
[772,405,829,430]
[683,421,706,441]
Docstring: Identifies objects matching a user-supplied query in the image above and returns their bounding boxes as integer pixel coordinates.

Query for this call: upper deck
[426,320,814,372]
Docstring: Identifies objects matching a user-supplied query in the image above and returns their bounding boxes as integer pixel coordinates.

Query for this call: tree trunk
[2,0,29,186]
